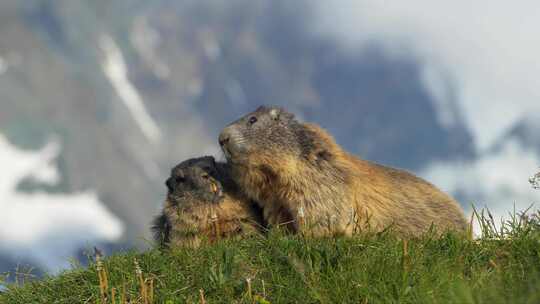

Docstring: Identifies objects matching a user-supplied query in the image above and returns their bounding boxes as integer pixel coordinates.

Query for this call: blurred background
[1,0,539,277]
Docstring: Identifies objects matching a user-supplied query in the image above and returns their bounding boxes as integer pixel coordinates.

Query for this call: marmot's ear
[269,108,280,120]
[269,107,295,121]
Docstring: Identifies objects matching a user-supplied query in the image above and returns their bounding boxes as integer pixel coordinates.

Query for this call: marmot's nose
[165,177,175,192]
[218,132,230,147]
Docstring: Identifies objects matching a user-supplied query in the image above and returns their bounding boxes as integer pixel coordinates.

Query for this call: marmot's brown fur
[152,156,264,248]
[218,106,467,237]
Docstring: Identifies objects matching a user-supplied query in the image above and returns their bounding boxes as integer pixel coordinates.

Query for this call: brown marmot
[218,106,467,237]
[152,156,264,248]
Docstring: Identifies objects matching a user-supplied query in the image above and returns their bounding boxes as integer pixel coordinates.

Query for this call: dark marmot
[218,106,467,237]
[152,156,263,248]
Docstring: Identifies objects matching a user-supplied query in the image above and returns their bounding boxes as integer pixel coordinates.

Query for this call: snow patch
[100,34,162,144]
[130,16,170,80]
[0,134,124,271]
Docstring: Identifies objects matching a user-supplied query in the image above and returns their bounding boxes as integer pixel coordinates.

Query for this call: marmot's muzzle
[219,126,248,160]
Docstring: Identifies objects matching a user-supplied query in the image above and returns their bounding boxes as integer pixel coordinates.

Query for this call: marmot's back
[348,157,467,235]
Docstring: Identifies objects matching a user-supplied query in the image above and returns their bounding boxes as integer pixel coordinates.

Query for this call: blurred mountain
[494,115,540,156]
[0,0,489,275]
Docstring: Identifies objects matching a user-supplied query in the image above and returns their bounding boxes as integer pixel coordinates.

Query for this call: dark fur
[152,212,171,248]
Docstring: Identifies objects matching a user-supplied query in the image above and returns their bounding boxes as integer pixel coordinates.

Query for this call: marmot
[218,106,467,237]
[152,156,264,248]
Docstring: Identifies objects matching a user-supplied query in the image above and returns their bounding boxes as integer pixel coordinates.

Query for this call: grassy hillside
[1,212,540,304]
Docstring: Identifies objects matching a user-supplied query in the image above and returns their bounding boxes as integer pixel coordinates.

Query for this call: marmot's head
[218,106,301,165]
[154,156,224,247]
[165,156,224,205]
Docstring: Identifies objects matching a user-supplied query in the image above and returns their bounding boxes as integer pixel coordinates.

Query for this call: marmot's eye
[201,173,210,179]
[248,116,258,125]
[175,177,185,184]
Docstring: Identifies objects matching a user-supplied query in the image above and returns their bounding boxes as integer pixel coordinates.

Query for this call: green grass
[2,212,540,304]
